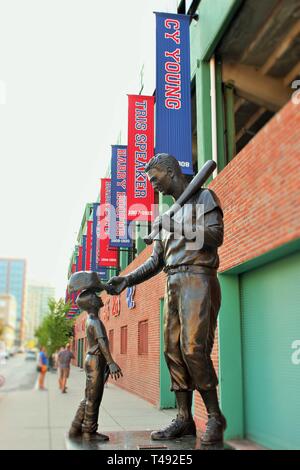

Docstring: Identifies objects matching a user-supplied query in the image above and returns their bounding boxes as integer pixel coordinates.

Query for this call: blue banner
[97,267,108,280]
[91,203,99,271]
[110,145,132,248]
[155,12,193,175]
[82,235,87,270]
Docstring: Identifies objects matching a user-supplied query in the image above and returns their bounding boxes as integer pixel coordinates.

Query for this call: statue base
[65,430,231,450]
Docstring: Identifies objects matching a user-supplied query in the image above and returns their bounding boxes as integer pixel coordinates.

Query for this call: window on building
[120,325,128,355]
[109,329,114,353]
[138,320,148,355]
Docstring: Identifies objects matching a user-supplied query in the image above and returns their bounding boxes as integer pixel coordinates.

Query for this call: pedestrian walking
[38,346,48,390]
[58,343,74,393]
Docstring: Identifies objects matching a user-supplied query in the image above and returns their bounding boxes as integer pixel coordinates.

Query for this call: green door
[240,252,300,449]
[159,299,176,409]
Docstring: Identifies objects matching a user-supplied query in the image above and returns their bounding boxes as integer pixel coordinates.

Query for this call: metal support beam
[283,62,300,87]
[239,0,284,64]
[260,20,300,75]
[210,56,218,177]
[196,60,212,169]
[222,62,291,112]
[234,97,245,113]
[224,84,236,161]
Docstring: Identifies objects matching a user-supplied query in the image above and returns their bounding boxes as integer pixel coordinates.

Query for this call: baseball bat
[143,160,216,245]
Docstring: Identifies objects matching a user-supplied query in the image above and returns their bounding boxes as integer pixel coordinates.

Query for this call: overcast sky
[0,0,177,298]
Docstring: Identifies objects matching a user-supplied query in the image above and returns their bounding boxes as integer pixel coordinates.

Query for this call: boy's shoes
[68,426,82,438]
[82,432,109,442]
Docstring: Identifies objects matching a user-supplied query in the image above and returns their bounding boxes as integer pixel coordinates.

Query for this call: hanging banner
[155,12,193,175]
[78,245,83,271]
[96,267,108,280]
[110,145,132,248]
[126,286,136,310]
[111,296,120,317]
[127,95,155,221]
[98,178,119,268]
[91,203,99,271]
[86,220,93,270]
[82,235,87,271]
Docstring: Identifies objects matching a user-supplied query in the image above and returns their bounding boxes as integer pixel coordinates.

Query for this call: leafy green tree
[35,298,74,357]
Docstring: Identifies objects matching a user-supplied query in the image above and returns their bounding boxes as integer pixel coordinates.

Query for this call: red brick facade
[75,99,300,428]
[214,100,300,272]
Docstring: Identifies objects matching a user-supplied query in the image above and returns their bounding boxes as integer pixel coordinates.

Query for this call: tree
[35,298,74,357]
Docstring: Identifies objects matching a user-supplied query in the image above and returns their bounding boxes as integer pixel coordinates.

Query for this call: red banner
[98,178,119,268]
[86,220,93,270]
[127,95,155,221]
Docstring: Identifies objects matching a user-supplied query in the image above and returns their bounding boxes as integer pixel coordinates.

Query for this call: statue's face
[76,291,103,311]
[147,166,173,195]
[92,294,104,310]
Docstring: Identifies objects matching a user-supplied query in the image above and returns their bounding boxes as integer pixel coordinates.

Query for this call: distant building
[0,259,26,345]
[26,283,55,341]
[0,294,17,350]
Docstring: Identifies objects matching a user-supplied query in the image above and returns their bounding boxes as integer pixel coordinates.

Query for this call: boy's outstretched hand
[108,362,123,380]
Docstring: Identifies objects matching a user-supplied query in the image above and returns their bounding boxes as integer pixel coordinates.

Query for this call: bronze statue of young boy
[68,274,122,441]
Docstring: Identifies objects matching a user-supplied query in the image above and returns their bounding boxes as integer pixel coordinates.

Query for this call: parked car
[25,350,37,361]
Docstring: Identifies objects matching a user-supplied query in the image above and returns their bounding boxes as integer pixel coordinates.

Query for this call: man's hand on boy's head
[108,362,123,380]
[106,276,127,295]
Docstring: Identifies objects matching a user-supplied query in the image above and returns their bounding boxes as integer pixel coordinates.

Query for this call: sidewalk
[0,365,177,450]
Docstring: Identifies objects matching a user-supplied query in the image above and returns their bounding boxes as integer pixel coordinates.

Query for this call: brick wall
[74,99,300,426]
[213,100,300,272]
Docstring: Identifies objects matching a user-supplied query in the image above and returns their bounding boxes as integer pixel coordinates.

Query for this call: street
[0,353,37,394]
[0,355,177,450]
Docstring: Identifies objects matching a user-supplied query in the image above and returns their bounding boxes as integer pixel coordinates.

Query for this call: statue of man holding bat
[107,153,227,445]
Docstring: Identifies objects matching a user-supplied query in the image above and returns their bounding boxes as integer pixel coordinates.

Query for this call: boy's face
[92,293,104,309]
[76,291,103,311]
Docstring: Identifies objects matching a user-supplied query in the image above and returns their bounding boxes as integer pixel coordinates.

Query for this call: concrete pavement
[0,363,177,450]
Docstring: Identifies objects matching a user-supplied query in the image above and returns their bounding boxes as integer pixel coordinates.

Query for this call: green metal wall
[240,252,300,449]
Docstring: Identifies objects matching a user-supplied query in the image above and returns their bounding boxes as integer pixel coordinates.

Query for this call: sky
[0,0,178,298]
